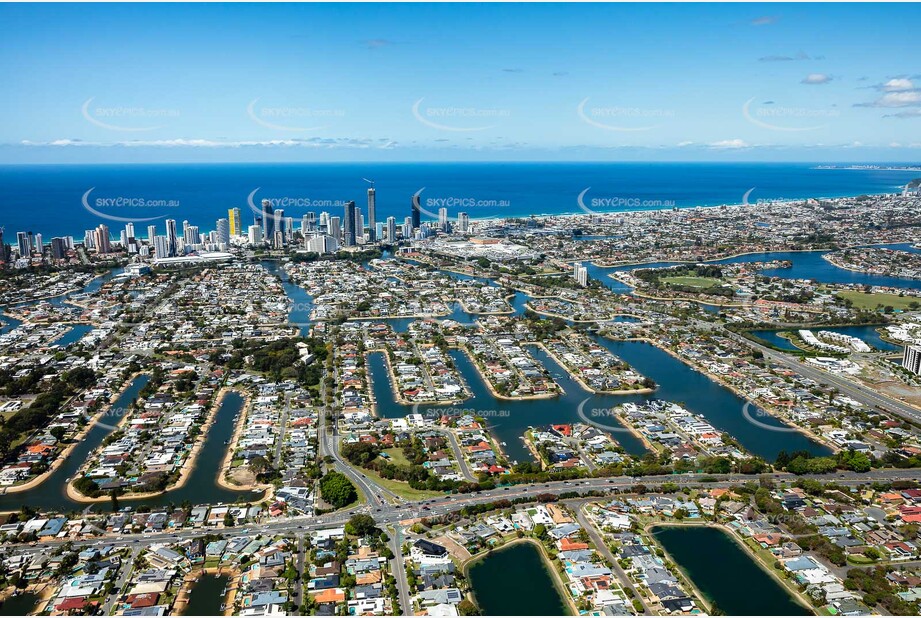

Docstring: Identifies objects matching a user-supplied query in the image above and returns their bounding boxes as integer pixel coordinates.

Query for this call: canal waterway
[260,259,312,336]
[467,541,569,616]
[0,374,150,512]
[0,592,39,616]
[750,324,901,353]
[0,381,264,512]
[651,525,811,616]
[585,243,921,293]
[181,574,230,616]
[50,324,94,348]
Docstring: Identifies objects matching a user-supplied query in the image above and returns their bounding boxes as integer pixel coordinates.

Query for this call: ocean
[0,162,917,239]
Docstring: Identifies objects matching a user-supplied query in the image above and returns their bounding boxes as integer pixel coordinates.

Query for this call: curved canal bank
[0,382,263,512]
[585,243,921,294]
[466,540,571,616]
[750,324,901,353]
[650,525,812,616]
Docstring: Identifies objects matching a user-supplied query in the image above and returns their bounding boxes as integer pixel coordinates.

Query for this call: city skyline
[0,3,919,164]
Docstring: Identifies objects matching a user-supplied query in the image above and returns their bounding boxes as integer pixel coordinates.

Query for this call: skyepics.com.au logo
[246,188,350,220]
[741,398,801,433]
[576,398,634,433]
[94,405,132,431]
[82,188,180,224]
[576,188,675,216]
[740,187,801,208]
[410,402,510,420]
[742,97,839,132]
[246,98,345,132]
[577,98,675,132]
[411,98,510,132]
[81,98,180,132]
[413,187,510,224]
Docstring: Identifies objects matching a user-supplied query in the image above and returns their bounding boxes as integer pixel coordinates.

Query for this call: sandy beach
[215,388,274,494]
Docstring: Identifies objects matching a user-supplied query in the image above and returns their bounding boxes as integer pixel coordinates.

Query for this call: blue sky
[0,2,919,163]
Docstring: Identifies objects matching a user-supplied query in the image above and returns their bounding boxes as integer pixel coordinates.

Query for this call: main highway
[722,327,921,424]
[11,468,921,554]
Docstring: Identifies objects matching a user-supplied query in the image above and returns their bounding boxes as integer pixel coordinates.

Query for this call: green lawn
[661,276,723,289]
[836,290,921,311]
[359,467,445,501]
[381,447,410,467]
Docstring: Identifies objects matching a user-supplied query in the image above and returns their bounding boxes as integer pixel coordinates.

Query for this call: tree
[223,511,235,528]
[458,599,480,616]
[345,514,379,537]
[319,471,357,509]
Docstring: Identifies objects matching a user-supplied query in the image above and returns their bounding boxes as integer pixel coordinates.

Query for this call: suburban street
[726,328,921,423]
[9,467,921,556]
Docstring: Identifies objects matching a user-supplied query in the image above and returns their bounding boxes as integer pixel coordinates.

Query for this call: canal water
[50,324,94,348]
[585,243,921,293]
[182,574,229,616]
[651,525,811,616]
[0,374,150,512]
[0,381,264,512]
[468,541,569,616]
[601,339,831,462]
[260,259,313,336]
[132,390,267,508]
[368,346,649,462]
[750,324,901,353]
[368,330,828,464]
[0,592,39,616]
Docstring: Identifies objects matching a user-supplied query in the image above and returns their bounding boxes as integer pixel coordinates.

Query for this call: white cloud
[883,78,914,92]
[876,91,921,107]
[708,139,749,149]
[801,73,832,85]
[20,137,395,149]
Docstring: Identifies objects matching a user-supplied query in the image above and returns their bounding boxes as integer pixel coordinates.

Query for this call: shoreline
[646,521,814,615]
[66,384,236,503]
[823,252,921,282]
[587,239,920,272]
[458,345,562,401]
[2,372,147,495]
[18,181,920,245]
[463,536,578,616]
[215,388,273,494]
[524,302,624,323]
[534,340,655,396]
[367,347,467,410]
[618,336,838,456]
